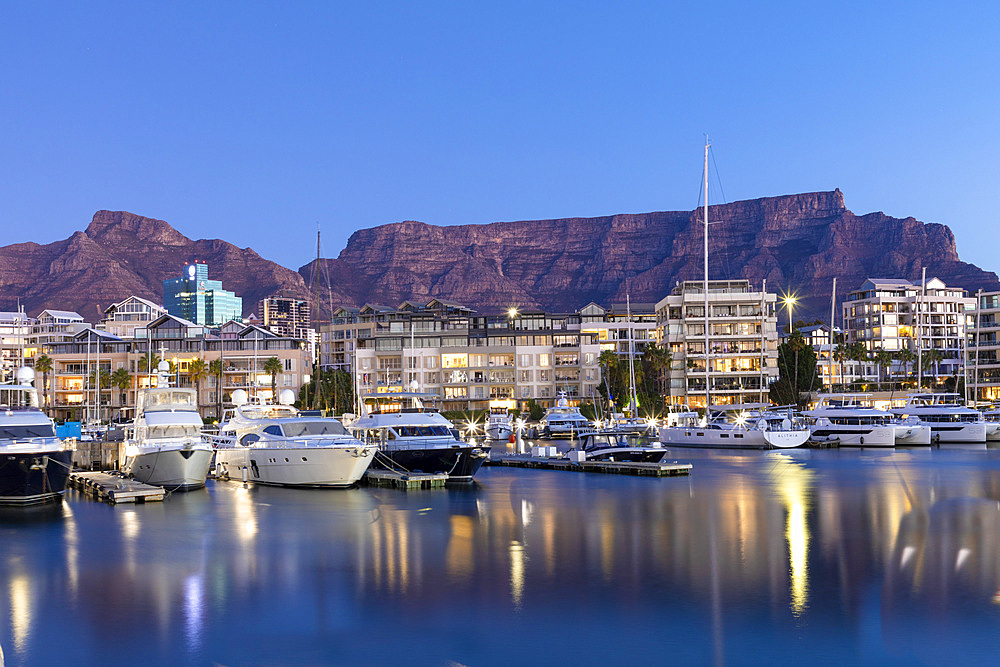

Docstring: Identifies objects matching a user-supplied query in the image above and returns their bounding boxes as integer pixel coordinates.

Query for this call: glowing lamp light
[508,307,518,318]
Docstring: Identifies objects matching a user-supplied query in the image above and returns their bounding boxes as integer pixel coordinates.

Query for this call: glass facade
[162,263,242,326]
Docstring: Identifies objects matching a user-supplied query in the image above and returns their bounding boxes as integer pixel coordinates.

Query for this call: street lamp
[782,294,798,334]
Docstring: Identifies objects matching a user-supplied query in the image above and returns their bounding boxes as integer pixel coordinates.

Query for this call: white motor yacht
[212,389,375,487]
[804,394,897,447]
[980,406,1000,442]
[659,403,811,449]
[891,415,933,446]
[485,409,513,441]
[890,393,987,443]
[0,368,73,505]
[350,393,489,484]
[539,392,592,438]
[122,363,213,490]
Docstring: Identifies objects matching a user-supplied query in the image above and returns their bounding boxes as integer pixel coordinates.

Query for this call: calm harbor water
[3,445,1000,665]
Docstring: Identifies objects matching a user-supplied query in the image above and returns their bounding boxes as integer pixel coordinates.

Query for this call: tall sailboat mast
[703,140,711,413]
[627,292,638,416]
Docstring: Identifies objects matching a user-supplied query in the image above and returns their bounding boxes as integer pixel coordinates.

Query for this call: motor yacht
[539,392,592,438]
[485,408,513,441]
[980,406,1000,442]
[804,394,897,447]
[212,389,376,487]
[0,368,73,505]
[569,430,669,462]
[122,362,213,490]
[350,392,489,484]
[659,403,811,449]
[889,393,987,443]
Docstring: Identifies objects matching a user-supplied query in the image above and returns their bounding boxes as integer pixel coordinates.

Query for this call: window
[538,354,550,367]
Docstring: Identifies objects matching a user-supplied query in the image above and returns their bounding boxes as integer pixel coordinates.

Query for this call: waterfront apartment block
[655,280,779,408]
[38,313,310,422]
[970,290,1000,402]
[842,277,974,383]
[0,311,31,383]
[323,299,602,411]
[99,296,167,339]
[163,262,243,327]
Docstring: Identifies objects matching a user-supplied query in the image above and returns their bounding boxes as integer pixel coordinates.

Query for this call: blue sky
[2,1,998,274]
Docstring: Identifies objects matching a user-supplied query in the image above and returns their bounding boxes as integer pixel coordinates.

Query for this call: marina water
[3,445,1000,665]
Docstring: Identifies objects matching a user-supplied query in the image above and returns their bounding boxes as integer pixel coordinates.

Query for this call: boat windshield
[395,426,452,437]
[145,391,196,409]
[143,425,202,439]
[0,424,56,439]
[280,421,348,437]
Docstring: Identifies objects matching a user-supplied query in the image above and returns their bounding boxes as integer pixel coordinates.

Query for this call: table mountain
[300,189,1000,318]
[1,190,996,323]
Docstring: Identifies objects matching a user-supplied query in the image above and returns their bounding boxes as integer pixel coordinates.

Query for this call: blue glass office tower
[162,263,243,326]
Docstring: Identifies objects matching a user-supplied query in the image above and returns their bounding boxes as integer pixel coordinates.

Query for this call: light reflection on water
[1,449,1000,664]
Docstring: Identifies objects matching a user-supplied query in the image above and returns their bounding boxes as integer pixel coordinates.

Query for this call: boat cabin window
[264,425,283,436]
[279,421,348,437]
[396,425,452,437]
[0,424,56,439]
[0,388,36,408]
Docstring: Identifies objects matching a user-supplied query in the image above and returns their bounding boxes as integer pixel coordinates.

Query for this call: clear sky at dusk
[2,1,998,274]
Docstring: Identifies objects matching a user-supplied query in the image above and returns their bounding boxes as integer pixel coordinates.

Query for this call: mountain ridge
[0,191,995,322]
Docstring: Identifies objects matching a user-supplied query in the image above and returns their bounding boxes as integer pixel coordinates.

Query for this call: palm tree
[264,356,283,400]
[187,359,208,411]
[873,347,893,391]
[137,352,159,377]
[640,342,672,408]
[847,342,868,388]
[897,347,916,387]
[34,354,53,414]
[110,367,131,407]
[922,349,946,387]
[209,358,224,418]
[832,344,847,391]
[598,349,619,412]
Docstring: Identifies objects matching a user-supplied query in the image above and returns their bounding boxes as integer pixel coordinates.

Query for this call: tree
[832,344,847,391]
[187,358,208,409]
[770,331,822,406]
[897,347,917,386]
[111,367,131,406]
[209,358,224,418]
[34,354,53,414]
[263,356,283,400]
[640,342,673,410]
[137,352,159,374]
[921,349,945,387]
[873,347,893,391]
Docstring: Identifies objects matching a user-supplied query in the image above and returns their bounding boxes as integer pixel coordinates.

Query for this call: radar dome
[409,380,419,391]
[157,360,170,373]
[278,389,295,405]
[231,389,248,406]
[16,367,35,386]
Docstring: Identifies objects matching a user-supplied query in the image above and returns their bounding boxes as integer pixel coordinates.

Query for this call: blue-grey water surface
[3,445,1000,665]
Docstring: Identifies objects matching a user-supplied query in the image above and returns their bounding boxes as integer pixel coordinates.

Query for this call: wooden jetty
[486,455,692,477]
[363,469,449,489]
[68,471,166,504]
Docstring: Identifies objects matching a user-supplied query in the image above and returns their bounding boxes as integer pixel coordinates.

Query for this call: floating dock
[486,455,692,477]
[68,471,166,504]
[363,469,449,489]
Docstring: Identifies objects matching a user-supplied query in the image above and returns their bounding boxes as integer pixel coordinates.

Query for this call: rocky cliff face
[1,191,995,323]
[300,190,999,318]
[0,211,309,321]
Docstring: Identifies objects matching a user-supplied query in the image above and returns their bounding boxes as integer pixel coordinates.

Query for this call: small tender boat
[571,431,669,462]
[485,409,513,441]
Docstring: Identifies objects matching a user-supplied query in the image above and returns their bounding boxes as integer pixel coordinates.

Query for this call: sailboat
[657,140,809,449]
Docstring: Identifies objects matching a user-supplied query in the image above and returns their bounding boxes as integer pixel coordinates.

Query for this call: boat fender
[509,434,515,443]
[756,419,768,431]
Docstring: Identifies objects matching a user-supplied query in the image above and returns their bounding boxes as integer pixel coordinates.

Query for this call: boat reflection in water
[4,450,1000,663]
[883,497,1000,664]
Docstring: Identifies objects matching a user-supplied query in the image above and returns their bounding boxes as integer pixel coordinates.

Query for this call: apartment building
[39,313,310,421]
[0,311,31,383]
[324,300,599,411]
[655,280,779,408]
[842,277,974,384]
[577,302,659,356]
[99,296,167,338]
[969,290,1000,402]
